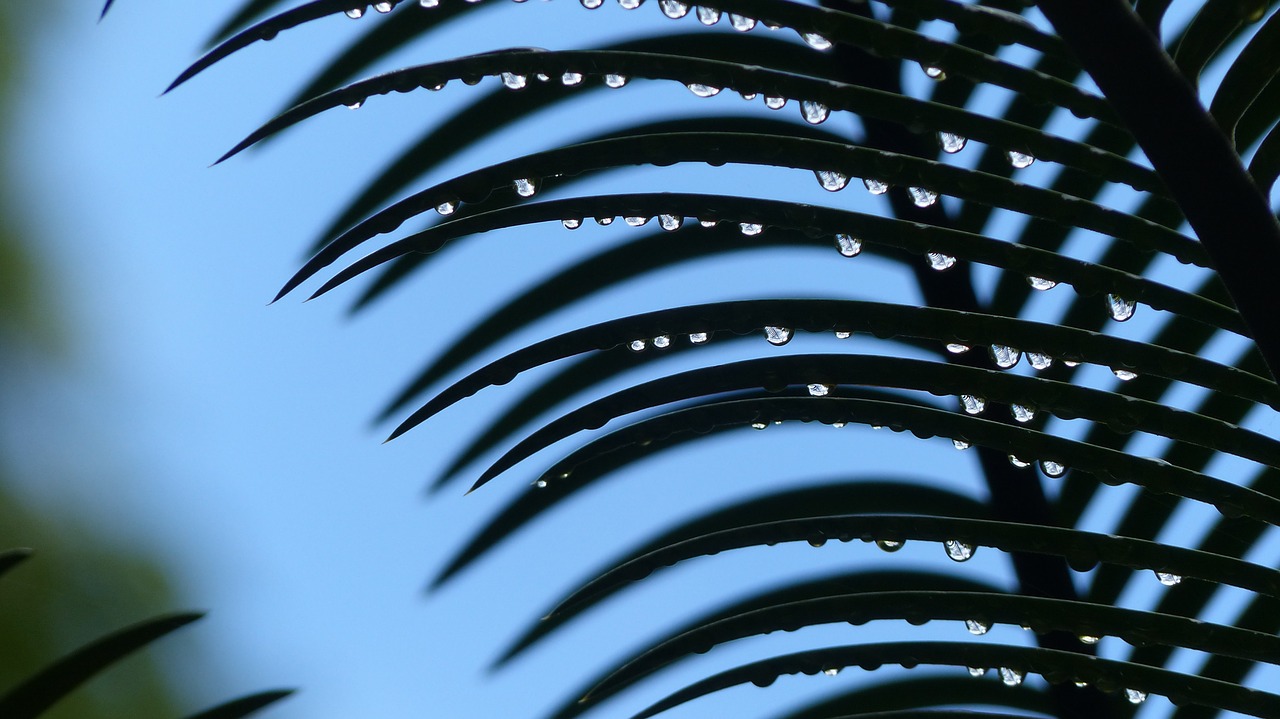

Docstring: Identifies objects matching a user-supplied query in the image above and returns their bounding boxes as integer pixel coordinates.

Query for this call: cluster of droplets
[345,1,396,18]
[628,334,674,352]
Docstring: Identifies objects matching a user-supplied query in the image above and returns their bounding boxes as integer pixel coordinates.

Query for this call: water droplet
[834,330,852,339]
[628,339,647,351]
[618,0,642,8]
[740,222,763,236]
[345,6,366,18]
[990,344,1021,369]
[652,334,671,348]
[1007,150,1035,169]
[834,234,862,257]
[822,667,840,677]
[604,73,629,88]
[945,540,976,562]
[801,32,832,50]
[960,395,985,415]
[513,178,537,197]
[965,619,989,635]
[1027,352,1052,370]
[751,421,768,430]
[938,132,967,154]
[800,100,830,124]
[807,383,832,397]
[739,91,757,101]
[659,214,683,231]
[1078,634,1100,644]
[1113,368,1138,381]
[698,218,717,228]
[1074,681,1089,688]
[875,539,903,552]
[815,170,849,192]
[534,478,548,488]
[659,0,688,17]
[345,99,364,109]
[922,64,946,80]
[863,177,889,195]
[1125,689,1147,704]
[425,80,446,90]
[1027,276,1057,291]
[562,218,582,229]
[729,13,756,30]
[946,343,970,354]
[436,200,457,216]
[1011,404,1035,423]
[762,19,781,29]
[1106,294,1136,322]
[952,439,970,450]
[831,422,846,428]
[764,326,792,345]
[689,332,709,344]
[562,71,585,85]
[926,252,956,271]
[1155,571,1182,586]
[624,215,650,227]
[764,95,787,110]
[696,5,720,23]
[967,667,986,677]
[1040,460,1067,478]
[501,72,527,90]
[999,668,1024,686]
[909,187,939,207]
[687,83,721,98]
[1008,455,1032,468]
[595,216,614,226]
[374,1,394,11]
[535,73,550,81]
[420,0,439,7]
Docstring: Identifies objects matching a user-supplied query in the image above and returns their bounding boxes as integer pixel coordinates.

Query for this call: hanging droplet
[1078,634,1100,645]
[834,234,862,257]
[1125,689,1147,705]
[964,619,989,635]
[807,383,833,397]
[652,334,671,348]
[345,6,366,18]
[561,71,585,85]
[628,339,647,352]
[1062,359,1080,367]
[764,95,787,110]
[658,214,683,231]
[689,332,709,344]
[999,668,1024,687]
[420,0,439,7]
[1011,404,1035,423]
[740,222,763,236]
[1074,681,1089,688]
[534,73,550,81]
[739,91,758,101]
[696,5,720,24]
[927,252,956,271]
[822,667,840,677]
[938,132,967,154]
[698,218,717,228]
[1027,352,1052,370]
[990,344,1021,369]
[944,540,976,562]
[501,72,528,90]
[1040,460,1067,478]
[800,100,830,124]
[875,539,904,552]
[751,421,768,430]
[425,80,446,90]
[1008,455,1032,468]
[561,218,582,230]
[1007,150,1035,169]
[909,187,939,207]
[729,13,756,30]
[801,32,833,50]
[659,0,688,17]
[374,1,394,11]
[831,422,846,428]
[1027,276,1057,291]
[960,395,985,415]
[952,439,970,450]
[922,64,946,80]
[513,178,537,197]
[1106,294,1136,322]
[834,330,852,339]
[534,478,548,488]
[436,200,457,216]
[862,177,889,195]
[946,343,970,354]
[624,215,650,227]
[604,73,629,88]
[967,667,986,677]
[595,216,614,226]
[815,170,849,192]
[764,326,792,345]
[687,83,721,97]
[1155,571,1182,586]
[345,99,364,110]
[618,0,642,8]
[1113,368,1138,381]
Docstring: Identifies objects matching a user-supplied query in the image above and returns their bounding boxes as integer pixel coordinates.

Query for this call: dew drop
[1027,352,1052,370]
[729,13,756,30]
[863,177,889,195]
[345,99,364,110]
[618,0,642,8]
[374,1,394,11]
[807,383,832,397]
[739,91,757,101]
[698,218,717,228]
[938,131,967,154]
[801,32,832,50]
[990,344,1021,369]
[595,216,614,226]
[1027,276,1057,291]
[1040,460,1067,478]
[1113,368,1138,381]
[562,218,582,230]
[944,540,976,562]
[968,667,986,677]
[1125,689,1147,704]
[946,343,970,354]
[831,422,846,428]
[624,215,650,227]
[659,0,688,17]
[764,326,792,345]
[740,222,763,236]
[1008,455,1032,468]
[435,200,457,216]
[696,5,720,23]
[425,80,446,90]
[800,100,830,124]
[501,72,528,90]
[689,331,709,344]
[1155,571,1182,586]
[815,169,849,192]
[1074,681,1089,688]
[513,178,537,197]
[875,539,903,552]
[751,421,768,430]
[1011,404,1035,423]
[834,330,852,339]
[535,73,550,81]
[1106,293,1136,322]
[926,252,956,271]
[687,83,721,97]
[822,667,840,677]
[659,214,683,231]
[834,233,862,257]
[922,64,946,80]
[562,71,585,85]
[628,339,647,352]
[652,334,671,348]
[909,186,938,207]
[1007,150,1035,169]
[580,0,604,7]
[764,95,787,110]
[534,478,548,488]
[420,0,439,6]
[952,439,970,450]
[345,6,365,18]
[604,73,629,88]
[965,619,989,635]
[1078,634,1100,645]
[960,394,985,415]
[999,668,1024,687]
